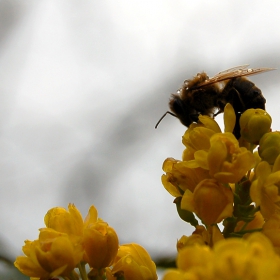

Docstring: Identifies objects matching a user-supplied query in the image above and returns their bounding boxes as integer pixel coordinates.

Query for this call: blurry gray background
[0,0,280,277]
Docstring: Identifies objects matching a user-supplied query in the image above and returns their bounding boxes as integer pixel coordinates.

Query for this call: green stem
[65,270,79,280]
[235,227,263,235]
[78,262,88,280]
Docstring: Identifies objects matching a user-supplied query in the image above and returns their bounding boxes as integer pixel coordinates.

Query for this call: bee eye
[252,89,261,97]
[171,98,184,115]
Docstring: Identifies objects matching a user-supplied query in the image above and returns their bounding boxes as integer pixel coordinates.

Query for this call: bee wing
[196,66,276,88]
[216,64,250,76]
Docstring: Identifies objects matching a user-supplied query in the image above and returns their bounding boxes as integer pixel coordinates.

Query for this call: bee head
[169,95,199,127]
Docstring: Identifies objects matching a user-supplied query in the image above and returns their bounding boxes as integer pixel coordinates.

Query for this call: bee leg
[213,108,224,117]
[233,112,242,139]
[190,113,200,123]
[232,89,246,112]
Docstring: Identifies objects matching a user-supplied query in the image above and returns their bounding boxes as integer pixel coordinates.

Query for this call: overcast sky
[0,0,279,266]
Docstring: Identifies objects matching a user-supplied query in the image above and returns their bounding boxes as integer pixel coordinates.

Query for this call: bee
[156,65,275,137]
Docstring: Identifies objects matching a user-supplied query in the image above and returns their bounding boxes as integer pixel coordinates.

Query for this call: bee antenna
[155,111,177,129]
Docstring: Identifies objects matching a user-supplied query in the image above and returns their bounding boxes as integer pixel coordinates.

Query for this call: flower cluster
[14,102,280,279]
[162,104,280,279]
[164,233,280,280]
[14,204,157,280]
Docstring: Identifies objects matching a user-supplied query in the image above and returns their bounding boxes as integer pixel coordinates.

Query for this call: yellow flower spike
[110,243,157,280]
[83,219,119,269]
[44,203,84,237]
[208,132,255,183]
[181,179,233,225]
[14,228,84,279]
[223,103,236,133]
[240,108,272,144]
[259,131,280,164]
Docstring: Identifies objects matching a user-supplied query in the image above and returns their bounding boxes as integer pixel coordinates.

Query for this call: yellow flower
[262,214,280,254]
[161,158,209,196]
[182,125,216,152]
[14,228,83,279]
[182,131,255,184]
[109,243,157,280]
[250,158,280,220]
[239,108,272,144]
[83,218,119,269]
[183,103,235,140]
[235,211,264,232]
[162,269,190,280]
[208,132,255,183]
[259,131,280,164]
[176,244,213,278]
[181,179,233,225]
[212,232,280,279]
[44,203,84,237]
[177,232,206,250]
[164,233,280,280]
[177,225,223,250]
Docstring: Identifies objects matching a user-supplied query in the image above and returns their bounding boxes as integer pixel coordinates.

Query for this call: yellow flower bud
[259,131,280,164]
[110,243,157,280]
[14,228,83,279]
[44,203,84,237]
[240,108,272,144]
[181,179,233,225]
[83,219,119,269]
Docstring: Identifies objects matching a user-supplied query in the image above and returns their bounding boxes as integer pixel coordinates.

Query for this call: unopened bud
[258,131,280,164]
[240,109,271,144]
